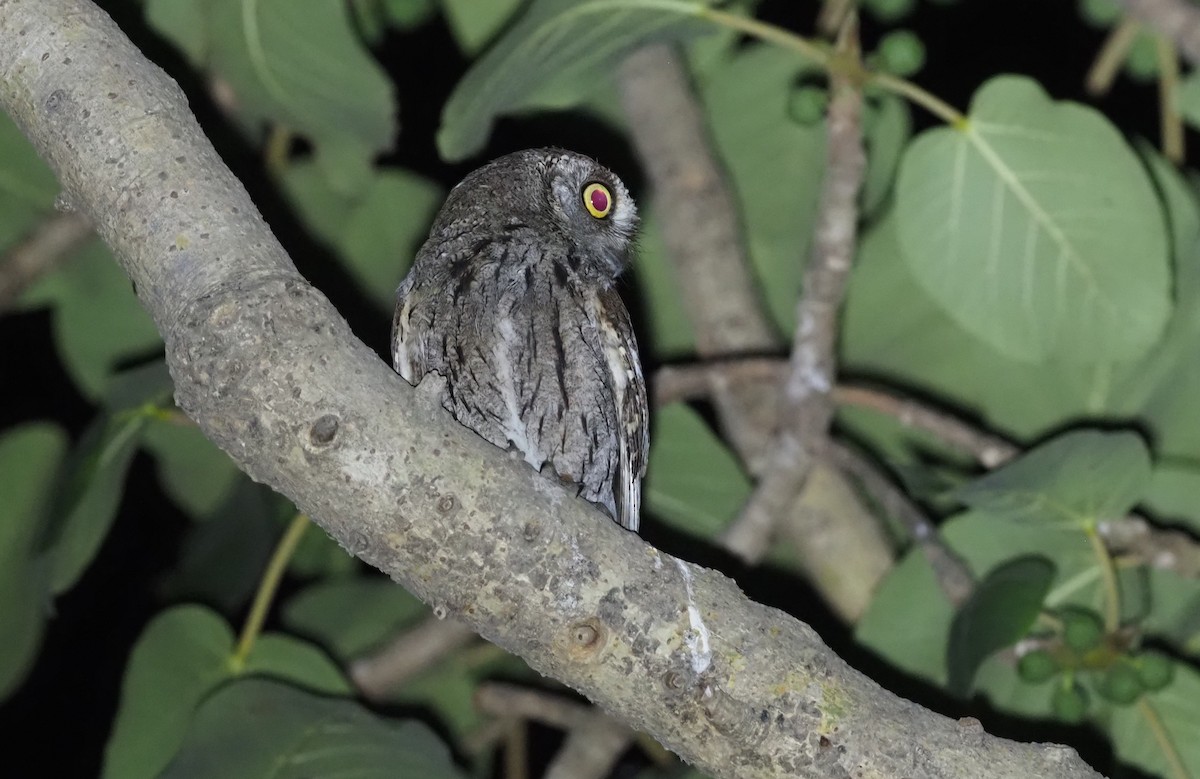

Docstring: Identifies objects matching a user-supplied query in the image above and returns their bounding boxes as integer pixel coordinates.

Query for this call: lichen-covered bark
[0,2,1103,777]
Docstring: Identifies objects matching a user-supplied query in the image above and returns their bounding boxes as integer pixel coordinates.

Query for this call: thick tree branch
[0,2,1103,777]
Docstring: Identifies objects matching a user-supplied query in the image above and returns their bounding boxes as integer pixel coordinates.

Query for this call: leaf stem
[1085,522,1121,633]
[1138,697,1191,779]
[1156,35,1185,163]
[1086,16,1141,96]
[231,513,309,669]
[696,6,967,127]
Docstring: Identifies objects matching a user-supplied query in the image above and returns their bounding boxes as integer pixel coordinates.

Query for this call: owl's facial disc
[545,154,637,282]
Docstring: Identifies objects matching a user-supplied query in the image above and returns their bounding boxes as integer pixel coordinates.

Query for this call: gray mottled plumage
[392,148,649,531]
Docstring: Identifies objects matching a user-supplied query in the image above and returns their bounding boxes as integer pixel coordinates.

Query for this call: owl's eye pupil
[583,182,612,219]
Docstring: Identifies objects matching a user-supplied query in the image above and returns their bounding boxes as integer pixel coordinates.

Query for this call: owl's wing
[597,288,649,532]
[391,276,426,384]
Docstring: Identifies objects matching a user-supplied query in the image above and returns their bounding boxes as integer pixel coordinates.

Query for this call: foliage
[3,0,1200,777]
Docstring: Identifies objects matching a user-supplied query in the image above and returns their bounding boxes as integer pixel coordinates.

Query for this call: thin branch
[0,3,1105,777]
[1156,35,1185,163]
[721,20,867,562]
[1086,16,1142,95]
[350,616,478,700]
[1114,0,1200,68]
[1100,516,1200,578]
[833,385,1018,467]
[825,442,975,606]
[0,210,92,311]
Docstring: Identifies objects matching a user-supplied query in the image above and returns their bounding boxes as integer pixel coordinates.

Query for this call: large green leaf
[0,109,59,209]
[895,76,1170,363]
[1110,663,1200,779]
[142,420,241,519]
[147,0,396,194]
[702,43,825,335]
[843,213,1107,440]
[21,241,163,399]
[160,678,466,779]
[283,577,427,661]
[40,410,148,594]
[438,0,526,53]
[0,424,66,701]
[952,429,1152,527]
[644,403,750,538]
[946,556,1055,695]
[102,605,349,779]
[438,0,714,161]
[280,162,443,311]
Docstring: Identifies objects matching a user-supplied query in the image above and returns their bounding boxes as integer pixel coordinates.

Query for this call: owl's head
[447,148,638,283]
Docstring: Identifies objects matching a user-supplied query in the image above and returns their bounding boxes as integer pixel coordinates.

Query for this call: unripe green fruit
[1060,608,1105,652]
[1135,653,1175,692]
[1017,650,1058,684]
[1098,665,1144,706]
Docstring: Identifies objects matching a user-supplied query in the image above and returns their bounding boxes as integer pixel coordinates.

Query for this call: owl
[392,148,649,531]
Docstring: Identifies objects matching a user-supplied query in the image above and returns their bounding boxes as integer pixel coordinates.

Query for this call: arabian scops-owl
[392,149,649,531]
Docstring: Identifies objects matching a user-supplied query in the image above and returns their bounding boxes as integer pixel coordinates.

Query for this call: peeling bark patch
[673,559,712,674]
[309,414,339,446]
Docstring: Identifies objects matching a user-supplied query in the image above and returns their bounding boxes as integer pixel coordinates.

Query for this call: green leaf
[951,429,1152,527]
[1110,663,1200,779]
[946,556,1055,695]
[855,549,954,684]
[702,43,825,335]
[644,403,750,538]
[144,0,209,66]
[1143,464,1200,534]
[437,0,714,161]
[160,678,466,779]
[0,424,66,701]
[280,162,442,310]
[629,213,697,357]
[0,109,59,209]
[861,93,912,217]
[895,75,1170,363]
[102,605,349,779]
[158,0,397,195]
[40,410,148,594]
[843,213,1106,441]
[142,420,241,519]
[283,578,427,661]
[390,648,530,739]
[159,482,282,613]
[438,0,526,53]
[22,242,164,399]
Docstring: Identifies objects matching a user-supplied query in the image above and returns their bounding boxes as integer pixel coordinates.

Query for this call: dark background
[0,1,1165,776]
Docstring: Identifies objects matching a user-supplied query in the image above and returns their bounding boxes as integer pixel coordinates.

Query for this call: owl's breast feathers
[392,256,648,531]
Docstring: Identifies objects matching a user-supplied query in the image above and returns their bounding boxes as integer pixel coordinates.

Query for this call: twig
[825,442,975,606]
[721,20,867,562]
[475,682,597,730]
[350,616,477,700]
[1100,516,1200,578]
[833,385,1018,467]
[0,211,92,311]
[1086,16,1142,95]
[1114,0,1200,68]
[653,358,785,407]
[1156,35,1185,163]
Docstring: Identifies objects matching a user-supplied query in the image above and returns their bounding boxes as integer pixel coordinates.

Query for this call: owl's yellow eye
[583,182,612,219]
